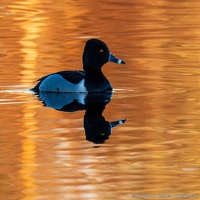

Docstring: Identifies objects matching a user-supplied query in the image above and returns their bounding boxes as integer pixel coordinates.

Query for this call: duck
[31,38,125,93]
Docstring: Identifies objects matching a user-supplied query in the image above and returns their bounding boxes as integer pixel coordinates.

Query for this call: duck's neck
[84,66,104,78]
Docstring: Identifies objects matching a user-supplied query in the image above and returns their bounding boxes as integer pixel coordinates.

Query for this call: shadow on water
[35,91,126,144]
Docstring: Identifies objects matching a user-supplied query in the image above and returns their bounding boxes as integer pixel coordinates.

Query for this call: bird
[31,38,125,93]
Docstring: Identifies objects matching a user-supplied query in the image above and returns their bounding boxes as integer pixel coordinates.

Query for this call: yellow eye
[100,49,104,53]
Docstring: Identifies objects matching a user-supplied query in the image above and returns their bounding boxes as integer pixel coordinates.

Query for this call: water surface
[1,0,200,199]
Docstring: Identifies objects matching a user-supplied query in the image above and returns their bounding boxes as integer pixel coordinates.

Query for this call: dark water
[1,0,200,199]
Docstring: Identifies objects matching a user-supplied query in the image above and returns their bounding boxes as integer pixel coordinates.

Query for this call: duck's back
[32,70,86,93]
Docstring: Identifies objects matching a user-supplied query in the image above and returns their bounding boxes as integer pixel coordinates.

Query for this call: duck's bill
[108,52,125,64]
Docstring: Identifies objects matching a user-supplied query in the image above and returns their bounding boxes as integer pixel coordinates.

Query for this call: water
[1,0,200,199]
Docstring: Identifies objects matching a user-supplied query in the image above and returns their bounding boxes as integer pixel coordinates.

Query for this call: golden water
[1,0,200,199]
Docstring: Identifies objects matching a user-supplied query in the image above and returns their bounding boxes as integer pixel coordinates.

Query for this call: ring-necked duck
[31,38,125,93]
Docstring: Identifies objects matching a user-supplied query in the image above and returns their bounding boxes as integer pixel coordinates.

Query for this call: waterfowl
[31,38,125,93]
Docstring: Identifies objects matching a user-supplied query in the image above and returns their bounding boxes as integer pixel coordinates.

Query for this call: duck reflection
[36,92,126,143]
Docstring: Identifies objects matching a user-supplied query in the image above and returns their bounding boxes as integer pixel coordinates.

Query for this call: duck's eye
[100,49,104,53]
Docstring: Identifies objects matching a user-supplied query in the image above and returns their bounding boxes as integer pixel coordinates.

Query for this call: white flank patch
[39,74,87,93]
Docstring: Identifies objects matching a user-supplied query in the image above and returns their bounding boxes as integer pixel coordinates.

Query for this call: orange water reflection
[1,0,200,200]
